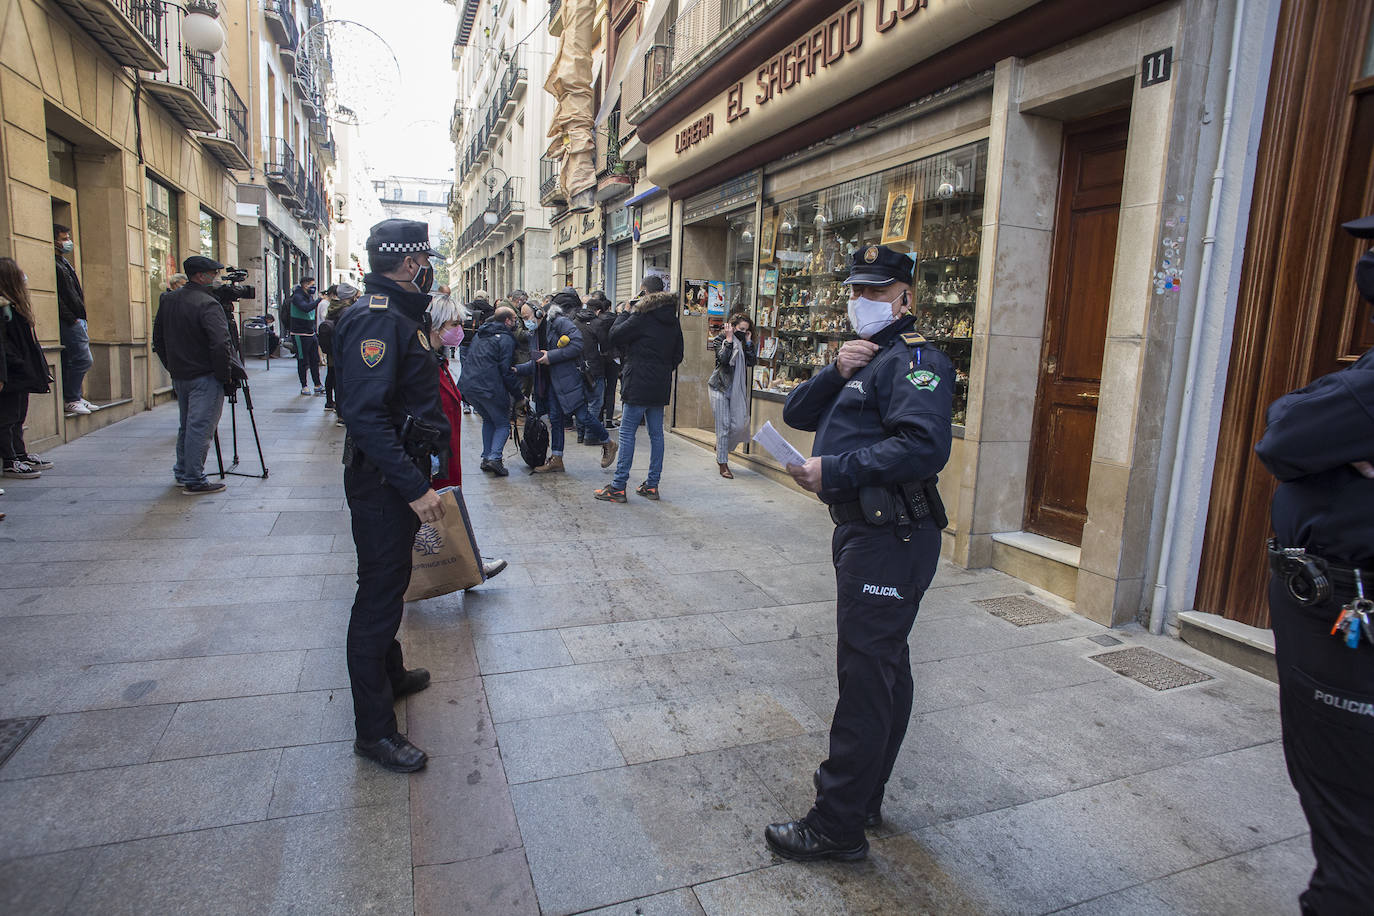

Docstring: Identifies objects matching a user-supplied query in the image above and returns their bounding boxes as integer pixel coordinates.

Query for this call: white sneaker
[64,401,91,416]
[301,386,311,395]
[79,398,100,412]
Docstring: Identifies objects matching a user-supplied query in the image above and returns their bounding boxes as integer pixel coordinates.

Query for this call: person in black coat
[464,308,524,477]
[595,290,683,502]
[572,292,612,444]
[0,258,53,483]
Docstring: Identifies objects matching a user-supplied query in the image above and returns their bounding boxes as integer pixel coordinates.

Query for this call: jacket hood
[574,306,597,322]
[477,319,512,338]
[633,291,677,314]
[551,289,582,312]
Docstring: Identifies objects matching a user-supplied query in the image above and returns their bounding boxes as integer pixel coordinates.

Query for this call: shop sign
[683,171,760,224]
[607,206,632,244]
[645,0,1037,190]
[553,210,602,252]
[639,196,671,242]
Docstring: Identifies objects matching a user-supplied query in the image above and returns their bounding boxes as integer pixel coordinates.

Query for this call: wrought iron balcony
[266,137,302,206]
[197,76,249,171]
[263,0,299,52]
[540,157,565,206]
[50,0,167,71]
[143,11,218,133]
[495,177,524,225]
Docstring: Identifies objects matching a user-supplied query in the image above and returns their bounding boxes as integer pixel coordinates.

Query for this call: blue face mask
[524,319,538,331]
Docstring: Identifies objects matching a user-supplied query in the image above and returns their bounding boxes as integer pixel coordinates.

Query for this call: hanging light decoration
[851,195,869,219]
[780,209,797,234]
[183,0,226,53]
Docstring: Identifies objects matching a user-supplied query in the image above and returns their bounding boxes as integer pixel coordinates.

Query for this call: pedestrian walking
[0,259,54,480]
[463,307,523,477]
[333,219,450,774]
[288,275,324,395]
[766,244,953,862]
[709,313,757,478]
[1255,213,1374,915]
[516,289,617,474]
[53,224,96,416]
[594,288,683,503]
[151,256,240,495]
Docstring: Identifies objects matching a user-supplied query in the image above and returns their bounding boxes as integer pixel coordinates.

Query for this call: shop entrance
[1024,110,1129,546]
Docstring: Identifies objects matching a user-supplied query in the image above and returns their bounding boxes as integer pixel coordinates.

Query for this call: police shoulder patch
[906,369,940,391]
[368,295,389,310]
[900,331,927,346]
[361,339,386,368]
[416,329,432,350]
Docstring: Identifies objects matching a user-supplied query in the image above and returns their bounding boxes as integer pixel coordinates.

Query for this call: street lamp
[482,167,508,226]
[182,0,226,53]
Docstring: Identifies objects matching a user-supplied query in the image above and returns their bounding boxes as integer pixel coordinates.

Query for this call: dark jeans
[344,465,422,741]
[602,365,620,422]
[1271,578,1374,915]
[548,387,608,456]
[295,334,321,387]
[806,520,941,844]
[60,318,93,403]
[0,390,30,460]
[172,373,226,486]
[324,364,337,405]
[575,378,606,438]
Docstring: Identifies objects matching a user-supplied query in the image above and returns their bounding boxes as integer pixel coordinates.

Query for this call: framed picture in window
[881,185,915,245]
[760,210,777,263]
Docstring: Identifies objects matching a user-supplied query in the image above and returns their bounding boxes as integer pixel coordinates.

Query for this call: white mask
[60,239,74,253]
[847,291,904,339]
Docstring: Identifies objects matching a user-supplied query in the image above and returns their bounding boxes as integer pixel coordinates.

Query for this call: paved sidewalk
[0,361,1312,914]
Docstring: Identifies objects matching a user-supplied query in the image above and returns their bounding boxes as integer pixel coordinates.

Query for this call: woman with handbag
[708,314,757,478]
[0,258,54,489]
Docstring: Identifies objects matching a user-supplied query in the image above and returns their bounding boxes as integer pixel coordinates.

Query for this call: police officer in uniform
[767,244,954,861]
[1256,214,1374,914]
[334,219,450,773]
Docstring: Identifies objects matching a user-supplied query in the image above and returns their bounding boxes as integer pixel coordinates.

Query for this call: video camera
[211,267,256,306]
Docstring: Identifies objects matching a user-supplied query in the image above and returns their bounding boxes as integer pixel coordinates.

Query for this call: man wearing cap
[1255,213,1374,913]
[766,243,954,862]
[152,255,237,495]
[333,219,451,773]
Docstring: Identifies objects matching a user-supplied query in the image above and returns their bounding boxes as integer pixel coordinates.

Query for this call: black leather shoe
[814,767,883,829]
[391,668,431,700]
[354,733,427,773]
[764,819,868,862]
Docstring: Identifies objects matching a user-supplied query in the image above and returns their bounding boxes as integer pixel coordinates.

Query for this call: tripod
[213,382,269,479]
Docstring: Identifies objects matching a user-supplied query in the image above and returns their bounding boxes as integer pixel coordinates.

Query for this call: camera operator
[152,256,242,495]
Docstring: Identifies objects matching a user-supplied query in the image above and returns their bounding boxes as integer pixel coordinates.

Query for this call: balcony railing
[263,0,299,51]
[266,137,302,205]
[197,75,250,171]
[457,52,529,181]
[50,0,167,71]
[540,157,564,205]
[643,44,672,97]
[495,177,524,224]
[143,10,219,133]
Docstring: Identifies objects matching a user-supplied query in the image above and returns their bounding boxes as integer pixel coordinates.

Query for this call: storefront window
[146,176,179,315]
[753,139,987,426]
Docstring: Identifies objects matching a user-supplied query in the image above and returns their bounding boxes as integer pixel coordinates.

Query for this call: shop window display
[753,140,986,427]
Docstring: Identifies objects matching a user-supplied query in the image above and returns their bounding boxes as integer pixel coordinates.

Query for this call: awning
[624,185,663,208]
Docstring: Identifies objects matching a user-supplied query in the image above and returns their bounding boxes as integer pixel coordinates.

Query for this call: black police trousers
[806,518,941,843]
[1270,578,1374,916]
[344,465,421,741]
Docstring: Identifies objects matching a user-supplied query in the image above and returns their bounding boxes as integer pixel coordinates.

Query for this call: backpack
[515,411,549,469]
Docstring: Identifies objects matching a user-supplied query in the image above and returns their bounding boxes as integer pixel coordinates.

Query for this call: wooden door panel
[1024,110,1129,546]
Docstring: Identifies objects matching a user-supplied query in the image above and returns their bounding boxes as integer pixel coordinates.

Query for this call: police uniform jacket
[151,282,234,383]
[783,315,954,505]
[515,310,587,413]
[1255,346,1374,566]
[334,273,450,504]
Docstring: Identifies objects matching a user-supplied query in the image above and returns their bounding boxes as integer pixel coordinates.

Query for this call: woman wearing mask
[708,314,757,478]
[427,294,467,488]
[0,258,54,483]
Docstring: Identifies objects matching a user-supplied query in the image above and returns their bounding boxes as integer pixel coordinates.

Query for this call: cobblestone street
[0,362,1313,915]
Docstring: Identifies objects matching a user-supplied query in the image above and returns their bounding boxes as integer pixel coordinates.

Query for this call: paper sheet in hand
[753,421,807,467]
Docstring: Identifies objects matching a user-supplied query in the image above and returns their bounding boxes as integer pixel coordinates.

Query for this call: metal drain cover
[1091,646,1213,690]
[272,407,309,413]
[0,717,41,768]
[974,595,1066,626]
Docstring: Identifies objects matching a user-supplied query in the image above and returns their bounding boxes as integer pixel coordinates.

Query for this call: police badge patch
[416,329,432,350]
[864,246,879,263]
[907,369,940,391]
[361,339,386,367]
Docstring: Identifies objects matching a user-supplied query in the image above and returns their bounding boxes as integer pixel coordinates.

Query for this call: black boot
[354,733,428,773]
[764,819,868,862]
[391,667,431,700]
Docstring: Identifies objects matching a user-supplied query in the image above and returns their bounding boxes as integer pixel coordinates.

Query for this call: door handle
[1078,391,1099,400]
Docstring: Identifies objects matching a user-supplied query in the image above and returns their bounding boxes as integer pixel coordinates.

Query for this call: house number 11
[1141,47,1174,88]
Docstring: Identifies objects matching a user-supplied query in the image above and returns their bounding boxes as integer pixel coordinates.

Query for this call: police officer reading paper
[335,219,450,773]
[769,244,953,862]
[1255,213,1374,914]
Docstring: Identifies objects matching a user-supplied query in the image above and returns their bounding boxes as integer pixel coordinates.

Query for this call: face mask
[524,318,538,331]
[439,325,465,347]
[847,291,905,339]
[60,240,73,253]
[1356,249,1374,304]
[409,261,434,295]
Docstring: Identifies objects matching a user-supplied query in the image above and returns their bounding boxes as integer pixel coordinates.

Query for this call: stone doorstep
[1177,610,1278,684]
[989,530,1080,603]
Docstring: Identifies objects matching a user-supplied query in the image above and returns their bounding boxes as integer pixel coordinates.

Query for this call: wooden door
[1024,111,1130,545]
[1197,0,1374,628]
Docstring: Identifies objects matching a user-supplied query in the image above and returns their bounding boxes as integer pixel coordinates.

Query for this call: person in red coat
[426,294,506,580]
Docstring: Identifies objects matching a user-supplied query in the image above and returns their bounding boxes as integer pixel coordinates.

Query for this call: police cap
[365,218,444,260]
[183,255,225,275]
[843,245,915,286]
[1342,214,1374,240]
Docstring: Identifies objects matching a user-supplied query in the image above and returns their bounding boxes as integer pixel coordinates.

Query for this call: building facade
[373,174,454,243]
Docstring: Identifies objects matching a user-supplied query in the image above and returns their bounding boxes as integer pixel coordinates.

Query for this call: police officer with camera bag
[1256,213,1374,914]
[768,244,953,862]
[334,219,451,773]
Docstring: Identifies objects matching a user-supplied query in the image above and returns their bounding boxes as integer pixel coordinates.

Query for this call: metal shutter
[613,242,633,302]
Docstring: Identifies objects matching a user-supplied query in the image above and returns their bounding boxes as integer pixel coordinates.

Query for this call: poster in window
[682,279,706,316]
[760,210,777,262]
[760,268,778,297]
[706,282,726,316]
[881,185,914,245]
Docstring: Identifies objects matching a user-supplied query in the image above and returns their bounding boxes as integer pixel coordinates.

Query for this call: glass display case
[752,140,987,427]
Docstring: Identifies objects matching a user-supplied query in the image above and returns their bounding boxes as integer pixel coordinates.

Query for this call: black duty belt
[1267,538,1369,608]
[828,501,869,525]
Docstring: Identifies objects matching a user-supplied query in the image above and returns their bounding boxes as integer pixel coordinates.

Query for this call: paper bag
[404,487,484,601]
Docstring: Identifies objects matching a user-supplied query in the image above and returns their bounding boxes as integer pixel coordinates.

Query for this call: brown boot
[533,455,565,474]
[600,439,619,469]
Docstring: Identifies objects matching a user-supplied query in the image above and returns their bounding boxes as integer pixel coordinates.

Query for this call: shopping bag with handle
[404,487,484,600]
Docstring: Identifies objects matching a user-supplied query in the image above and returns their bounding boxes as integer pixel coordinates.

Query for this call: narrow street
[0,361,1312,915]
